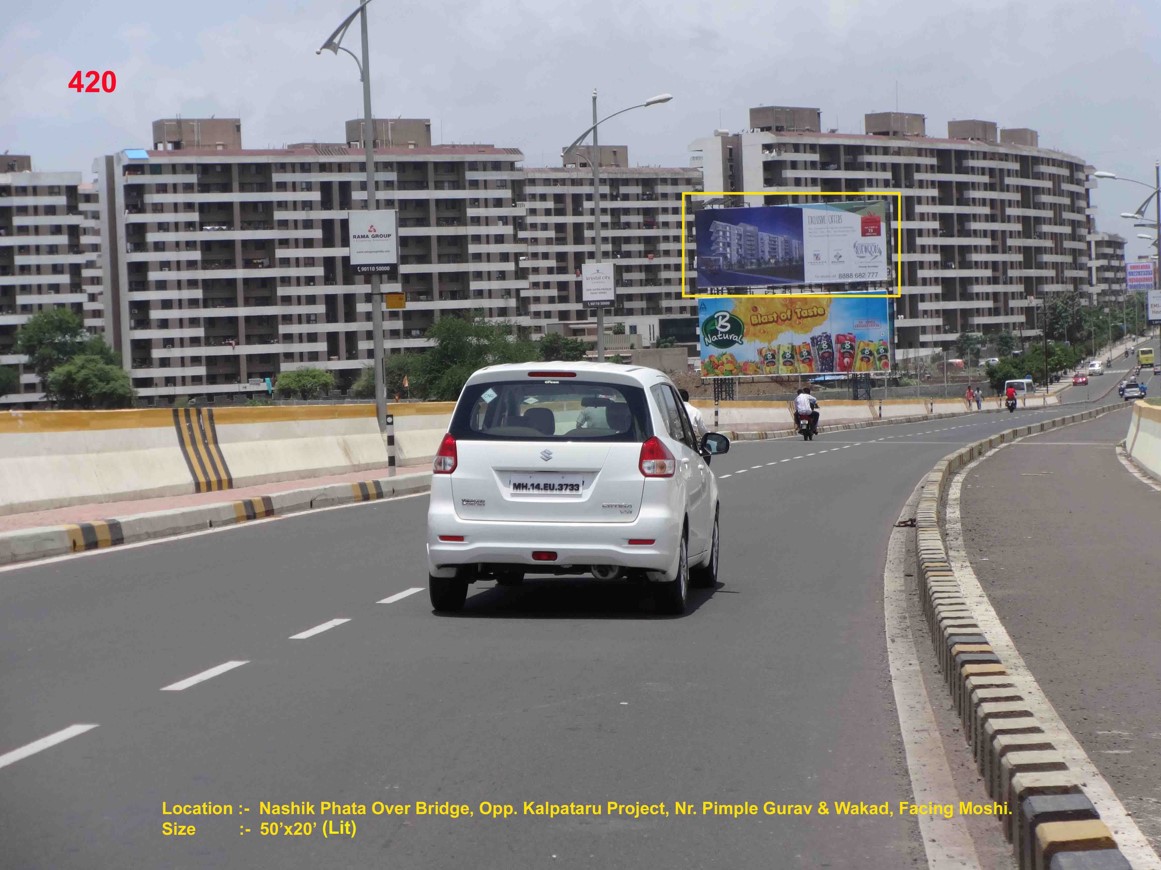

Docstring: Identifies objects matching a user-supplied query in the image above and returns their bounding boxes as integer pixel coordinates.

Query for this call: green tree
[656,336,677,348]
[274,367,335,400]
[45,355,134,409]
[994,331,1018,357]
[351,355,415,399]
[410,316,538,401]
[538,332,590,362]
[15,308,118,384]
[954,332,985,366]
[611,322,626,335]
[0,366,19,398]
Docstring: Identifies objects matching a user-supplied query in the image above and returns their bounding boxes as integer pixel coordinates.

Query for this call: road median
[0,471,432,568]
[909,403,1143,870]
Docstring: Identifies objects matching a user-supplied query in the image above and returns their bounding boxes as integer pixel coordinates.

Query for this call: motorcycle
[1006,397,1017,413]
[796,411,815,441]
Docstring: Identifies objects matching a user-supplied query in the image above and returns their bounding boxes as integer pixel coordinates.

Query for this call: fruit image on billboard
[694,200,889,290]
[699,296,892,378]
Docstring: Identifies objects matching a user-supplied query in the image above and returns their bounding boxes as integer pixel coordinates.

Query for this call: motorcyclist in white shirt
[794,386,819,434]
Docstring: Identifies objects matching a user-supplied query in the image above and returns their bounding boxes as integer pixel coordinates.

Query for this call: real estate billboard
[698,296,892,378]
[694,201,889,291]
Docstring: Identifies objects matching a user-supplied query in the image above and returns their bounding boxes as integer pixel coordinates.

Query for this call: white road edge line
[885,479,981,868]
[378,587,424,605]
[0,724,99,772]
[947,442,1161,869]
[161,660,249,692]
[289,618,351,640]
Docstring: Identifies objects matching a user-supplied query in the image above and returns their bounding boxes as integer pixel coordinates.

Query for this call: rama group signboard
[349,210,398,275]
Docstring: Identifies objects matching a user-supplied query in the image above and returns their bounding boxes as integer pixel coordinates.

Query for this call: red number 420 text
[68,70,117,93]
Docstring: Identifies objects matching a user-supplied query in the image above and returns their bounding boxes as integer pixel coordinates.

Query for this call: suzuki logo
[540,449,553,462]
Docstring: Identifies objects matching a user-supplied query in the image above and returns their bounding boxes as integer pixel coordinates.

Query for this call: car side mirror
[701,432,730,456]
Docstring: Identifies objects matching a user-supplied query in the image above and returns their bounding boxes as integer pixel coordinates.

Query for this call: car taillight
[433,433,457,474]
[639,436,676,477]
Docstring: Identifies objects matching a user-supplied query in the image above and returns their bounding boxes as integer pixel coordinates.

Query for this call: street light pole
[591,90,605,361]
[319,0,386,435]
[562,91,672,361]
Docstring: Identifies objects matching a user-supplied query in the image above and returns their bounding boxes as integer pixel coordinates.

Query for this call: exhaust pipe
[590,565,622,581]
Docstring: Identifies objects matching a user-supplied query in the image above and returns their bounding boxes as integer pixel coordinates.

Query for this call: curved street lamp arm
[562,103,650,155]
[316,1,372,78]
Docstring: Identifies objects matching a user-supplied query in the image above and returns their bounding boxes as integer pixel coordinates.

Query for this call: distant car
[1154,365,1160,376]
[1123,382,1144,401]
[1072,374,1088,386]
[983,357,1000,367]
[1087,361,1104,376]
[425,361,731,615]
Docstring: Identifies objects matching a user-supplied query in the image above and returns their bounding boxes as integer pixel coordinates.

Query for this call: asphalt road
[0,393,1139,869]
[958,406,1161,854]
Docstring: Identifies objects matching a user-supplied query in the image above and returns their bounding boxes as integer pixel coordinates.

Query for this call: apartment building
[1088,232,1126,301]
[690,107,1094,359]
[97,119,528,403]
[0,159,103,404]
[523,154,701,347]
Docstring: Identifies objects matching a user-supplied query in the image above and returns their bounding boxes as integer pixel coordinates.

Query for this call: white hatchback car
[426,362,730,615]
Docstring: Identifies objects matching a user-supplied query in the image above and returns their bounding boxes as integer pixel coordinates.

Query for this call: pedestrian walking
[964,385,974,410]
[975,389,982,411]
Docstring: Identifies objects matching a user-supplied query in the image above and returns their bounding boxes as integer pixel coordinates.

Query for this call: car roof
[463,361,672,388]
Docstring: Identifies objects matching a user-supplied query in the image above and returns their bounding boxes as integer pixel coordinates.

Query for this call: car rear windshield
[449,379,652,442]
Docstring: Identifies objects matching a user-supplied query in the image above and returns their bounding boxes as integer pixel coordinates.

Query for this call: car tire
[655,532,689,615]
[690,512,719,589]
[429,574,468,613]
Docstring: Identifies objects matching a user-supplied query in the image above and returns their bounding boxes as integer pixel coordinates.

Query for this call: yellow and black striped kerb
[172,408,234,493]
[65,520,125,552]
[351,480,385,502]
[232,496,275,524]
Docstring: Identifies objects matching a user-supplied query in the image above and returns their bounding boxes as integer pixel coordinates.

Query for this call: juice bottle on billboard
[797,341,816,374]
[761,346,780,375]
[811,332,835,373]
[779,343,798,375]
[875,338,891,371]
[856,340,876,372]
[836,333,856,372]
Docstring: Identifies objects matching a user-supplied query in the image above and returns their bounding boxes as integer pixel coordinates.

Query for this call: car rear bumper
[426,504,682,580]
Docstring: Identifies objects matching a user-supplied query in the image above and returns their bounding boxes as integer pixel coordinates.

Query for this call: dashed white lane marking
[735,469,747,474]
[884,479,981,868]
[947,447,1161,868]
[289,618,351,640]
[161,660,249,692]
[719,474,732,478]
[766,461,778,466]
[0,724,99,772]
[378,587,424,604]
[751,465,764,470]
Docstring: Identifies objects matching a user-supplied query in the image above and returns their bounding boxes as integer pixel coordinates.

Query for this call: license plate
[507,472,587,495]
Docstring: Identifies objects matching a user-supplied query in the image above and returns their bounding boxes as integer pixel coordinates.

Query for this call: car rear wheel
[429,574,468,612]
[690,513,719,589]
[655,533,688,615]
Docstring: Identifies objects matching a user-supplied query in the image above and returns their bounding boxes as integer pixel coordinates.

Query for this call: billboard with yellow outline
[682,191,903,299]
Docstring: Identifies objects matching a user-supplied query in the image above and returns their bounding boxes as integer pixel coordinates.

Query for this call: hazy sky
[3,0,1160,263]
